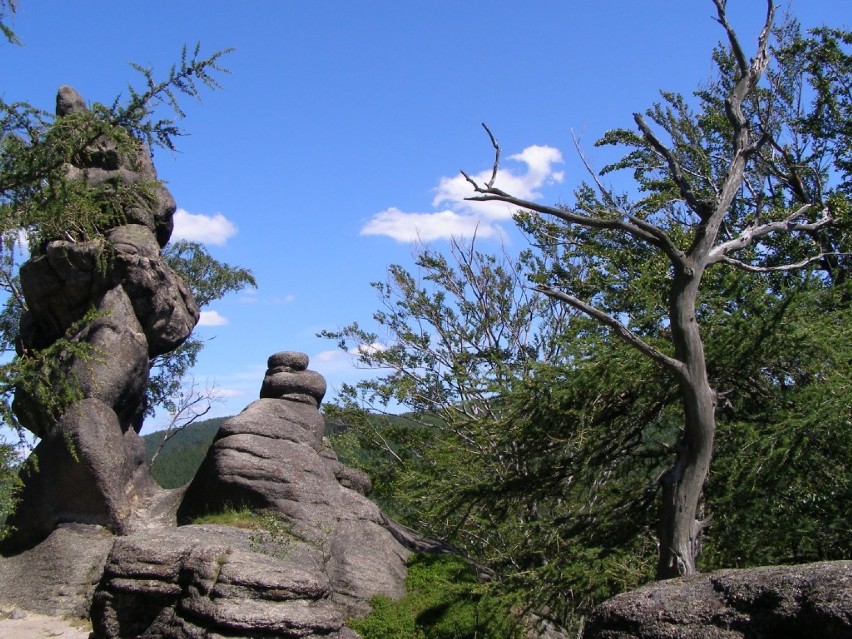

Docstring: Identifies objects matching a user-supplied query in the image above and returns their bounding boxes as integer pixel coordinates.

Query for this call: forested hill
[143,419,225,488]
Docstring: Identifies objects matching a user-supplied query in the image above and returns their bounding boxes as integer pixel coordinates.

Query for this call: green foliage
[349,554,523,639]
[703,285,852,568]
[328,12,852,621]
[247,511,296,559]
[191,507,295,559]
[0,439,21,539]
[143,417,223,488]
[324,245,665,627]
[0,0,20,46]
[165,240,257,308]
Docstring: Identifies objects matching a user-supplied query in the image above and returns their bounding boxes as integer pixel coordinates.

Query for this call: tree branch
[708,204,832,264]
[691,0,776,260]
[463,125,686,265]
[533,284,687,380]
[715,252,847,274]
[633,113,713,220]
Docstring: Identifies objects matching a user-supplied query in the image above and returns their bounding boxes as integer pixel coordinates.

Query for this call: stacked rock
[178,352,408,616]
[262,351,327,405]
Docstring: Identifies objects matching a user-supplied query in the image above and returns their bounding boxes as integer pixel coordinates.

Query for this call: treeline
[143,419,225,488]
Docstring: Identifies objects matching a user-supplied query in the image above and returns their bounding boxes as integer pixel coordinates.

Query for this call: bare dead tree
[462,0,839,578]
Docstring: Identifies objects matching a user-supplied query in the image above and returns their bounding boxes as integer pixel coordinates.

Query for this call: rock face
[0,524,114,618]
[88,351,410,638]
[3,86,198,551]
[91,526,364,639]
[583,561,852,639]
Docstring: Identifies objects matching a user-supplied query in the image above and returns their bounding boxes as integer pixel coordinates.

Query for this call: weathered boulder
[583,561,852,639]
[6,399,155,545]
[0,524,114,619]
[106,224,198,356]
[84,353,415,637]
[90,525,362,639]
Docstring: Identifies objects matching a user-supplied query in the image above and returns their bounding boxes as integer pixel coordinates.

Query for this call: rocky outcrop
[84,352,411,638]
[0,85,416,636]
[3,86,198,551]
[2,350,415,637]
[583,561,852,639]
[0,524,114,618]
[91,525,362,639]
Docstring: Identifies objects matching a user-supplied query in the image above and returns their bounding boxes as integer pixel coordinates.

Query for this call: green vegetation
[191,507,296,559]
[325,6,852,630]
[0,441,20,539]
[191,505,264,528]
[349,554,523,639]
[143,417,223,488]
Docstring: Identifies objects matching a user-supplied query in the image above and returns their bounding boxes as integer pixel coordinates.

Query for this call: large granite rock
[583,561,852,639]
[2,351,422,637]
[0,524,114,618]
[3,86,198,551]
[82,352,415,638]
[178,353,408,608]
[91,525,363,639]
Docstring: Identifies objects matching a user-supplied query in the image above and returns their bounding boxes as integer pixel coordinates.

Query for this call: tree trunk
[656,268,716,579]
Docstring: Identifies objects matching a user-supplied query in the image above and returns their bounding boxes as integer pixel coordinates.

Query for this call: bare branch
[463,126,686,266]
[715,252,847,274]
[713,0,747,76]
[633,113,712,220]
[149,378,221,466]
[708,204,831,264]
[0,266,26,312]
[691,0,776,259]
[481,123,501,189]
[571,130,623,212]
[713,0,775,83]
[533,284,687,381]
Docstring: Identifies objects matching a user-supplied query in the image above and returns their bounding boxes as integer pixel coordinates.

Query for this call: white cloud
[198,310,229,326]
[361,207,502,243]
[313,349,348,364]
[313,342,389,373]
[361,145,564,243]
[353,342,388,355]
[172,209,238,246]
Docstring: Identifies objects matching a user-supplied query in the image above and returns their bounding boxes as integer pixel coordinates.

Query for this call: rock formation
[7,87,848,639]
[3,86,198,551]
[1,86,418,637]
[88,351,412,638]
[582,560,852,638]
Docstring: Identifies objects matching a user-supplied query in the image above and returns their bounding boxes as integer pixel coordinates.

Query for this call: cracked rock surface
[583,560,852,639]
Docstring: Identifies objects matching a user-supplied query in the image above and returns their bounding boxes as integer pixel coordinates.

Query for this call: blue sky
[3,1,849,431]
